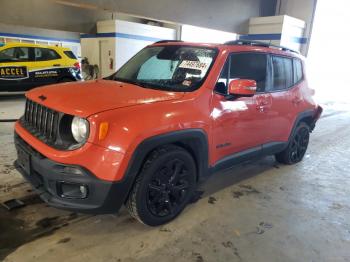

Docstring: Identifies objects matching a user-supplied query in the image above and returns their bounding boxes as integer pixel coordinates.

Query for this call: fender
[119,129,210,202]
[289,108,321,142]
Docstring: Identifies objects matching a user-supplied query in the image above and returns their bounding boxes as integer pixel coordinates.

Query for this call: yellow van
[0,42,82,92]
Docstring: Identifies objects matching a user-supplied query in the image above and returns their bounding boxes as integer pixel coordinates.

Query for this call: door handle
[256,100,269,112]
[53,64,61,67]
[292,97,302,105]
[256,105,266,112]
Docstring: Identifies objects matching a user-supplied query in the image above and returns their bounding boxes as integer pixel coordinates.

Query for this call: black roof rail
[154,40,184,44]
[225,40,300,54]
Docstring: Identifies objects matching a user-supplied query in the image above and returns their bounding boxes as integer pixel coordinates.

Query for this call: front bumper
[14,133,131,214]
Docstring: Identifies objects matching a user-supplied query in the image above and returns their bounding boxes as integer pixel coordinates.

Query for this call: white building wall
[243,15,306,53]
[181,25,237,43]
[277,0,316,54]
[81,20,177,77]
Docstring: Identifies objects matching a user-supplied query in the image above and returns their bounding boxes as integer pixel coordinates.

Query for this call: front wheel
[275,122,310,164]
[126,145,197,226]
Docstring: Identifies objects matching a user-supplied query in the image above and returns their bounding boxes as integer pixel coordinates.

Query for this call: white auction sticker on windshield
[178,60,210,71]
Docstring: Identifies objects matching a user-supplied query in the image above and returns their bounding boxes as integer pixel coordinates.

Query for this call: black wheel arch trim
[121,128,210,203]
[289,108,321,141]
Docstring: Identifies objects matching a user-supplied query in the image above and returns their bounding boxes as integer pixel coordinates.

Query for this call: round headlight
[71,116,89,143]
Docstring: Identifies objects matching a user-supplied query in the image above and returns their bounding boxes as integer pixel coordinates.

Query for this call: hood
[26,80,184,117]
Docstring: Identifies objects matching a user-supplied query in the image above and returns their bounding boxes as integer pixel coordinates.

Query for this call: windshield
[113,45,218,92]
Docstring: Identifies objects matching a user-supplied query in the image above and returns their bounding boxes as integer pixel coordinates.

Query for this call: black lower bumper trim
[14,133,131,214]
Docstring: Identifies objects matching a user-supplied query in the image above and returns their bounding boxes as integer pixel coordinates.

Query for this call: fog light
[58,182,88,199]
[62,166,84,175]
[79,185,88,196]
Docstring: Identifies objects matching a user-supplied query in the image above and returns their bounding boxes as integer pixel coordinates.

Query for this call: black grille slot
[21,99,59,144]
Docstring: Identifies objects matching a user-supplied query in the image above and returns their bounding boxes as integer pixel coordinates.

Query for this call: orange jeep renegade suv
[14,40,322,226]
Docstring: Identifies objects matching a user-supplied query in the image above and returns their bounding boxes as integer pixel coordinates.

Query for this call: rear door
[31,47,63,85]
[211,52,273,164]
[266,55,298,142]
[0,46,33,91]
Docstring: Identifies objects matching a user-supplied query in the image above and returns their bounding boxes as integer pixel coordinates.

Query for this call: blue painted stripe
[239,34,307,45]
[80,32,163,42]
[0,32,80,43]
[290,36,308,44]
[239,34,282,41]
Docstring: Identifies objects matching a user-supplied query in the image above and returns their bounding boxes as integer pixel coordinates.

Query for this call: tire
[126,145,197,226]
[275,122,310,165]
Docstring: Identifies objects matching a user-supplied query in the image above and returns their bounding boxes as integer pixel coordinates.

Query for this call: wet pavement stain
[232,185,261,199]
[0,182,27,193]
[208,196,217,204]
[192,252,204,262]
[222,241,241,260]
[159,227,172,232]
[253,222,273,235]
[20,194,45,205]
[0,206,80,260]
[57,237,71,244]
[1,164,16,175]
[36,216,60,228]
[232,191,244,199]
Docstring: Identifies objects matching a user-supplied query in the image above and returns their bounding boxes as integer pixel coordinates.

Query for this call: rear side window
[215,53,268,94]
[293,58,303,83]
[34,48,61,61]
[64,50,77,59]
[0,47,30,62]
[272,56,293,91]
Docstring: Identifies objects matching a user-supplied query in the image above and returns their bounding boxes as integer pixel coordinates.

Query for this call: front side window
[272,56,293,91]
[215,59,229,95]
[0,47,30,62]
[230,53,268,92]
[215,53,268,94]
[35,48,61,61]
[113,45,217,92]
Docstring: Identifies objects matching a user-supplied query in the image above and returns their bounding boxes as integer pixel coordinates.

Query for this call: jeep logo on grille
[0,66,28,80]
[38,95,47,101]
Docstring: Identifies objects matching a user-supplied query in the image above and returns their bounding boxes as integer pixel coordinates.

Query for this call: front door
[211,52,272,164]
[0,46,32,91]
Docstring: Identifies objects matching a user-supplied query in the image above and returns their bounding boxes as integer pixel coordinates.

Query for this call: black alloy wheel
[147,158,191,217]
[126,145,196,226]
[289,125,309,163]
[275,122,310,164]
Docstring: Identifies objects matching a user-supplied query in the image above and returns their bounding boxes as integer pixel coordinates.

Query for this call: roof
[151,40,304,59]
[0,42,70,50]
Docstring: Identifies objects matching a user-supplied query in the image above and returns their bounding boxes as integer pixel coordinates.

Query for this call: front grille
[21,99,60,145]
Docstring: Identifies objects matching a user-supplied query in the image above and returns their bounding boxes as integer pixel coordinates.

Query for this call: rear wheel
[126,145,196,226]
[275,122,310,164]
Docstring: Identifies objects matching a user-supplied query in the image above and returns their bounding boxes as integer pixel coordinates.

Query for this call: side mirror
[228,79,257,97]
